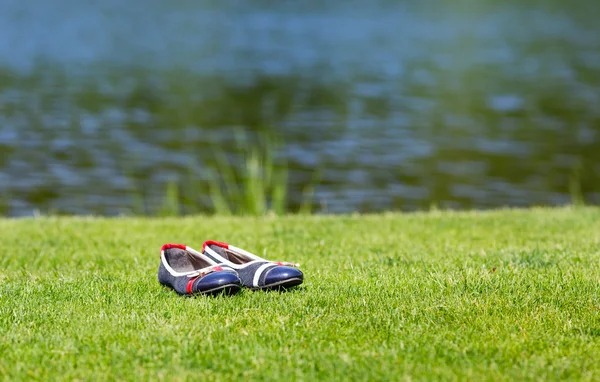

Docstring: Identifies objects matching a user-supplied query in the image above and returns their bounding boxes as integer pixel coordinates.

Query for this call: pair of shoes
[158,241,303,296]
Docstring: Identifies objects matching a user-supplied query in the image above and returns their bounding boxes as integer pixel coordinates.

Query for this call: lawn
[1,207,600,381]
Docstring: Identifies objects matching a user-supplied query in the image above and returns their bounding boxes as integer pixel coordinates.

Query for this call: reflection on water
[0,0,599,215]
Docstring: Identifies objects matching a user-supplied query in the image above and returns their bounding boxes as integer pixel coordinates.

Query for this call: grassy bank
[1,207,600,381]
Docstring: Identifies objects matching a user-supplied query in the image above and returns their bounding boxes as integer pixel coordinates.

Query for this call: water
[1,0,599,216]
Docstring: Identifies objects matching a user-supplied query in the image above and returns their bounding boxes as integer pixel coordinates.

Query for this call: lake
[0,0,599,215]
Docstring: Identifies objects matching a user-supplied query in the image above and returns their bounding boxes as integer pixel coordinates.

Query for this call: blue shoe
[197,241,304,290]
[158,244,242,296]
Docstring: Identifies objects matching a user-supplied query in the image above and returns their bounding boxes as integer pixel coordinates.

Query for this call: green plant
[298,168,322,215]
[0,191,9,216]
[158,180,181,216]
[207,131,295,216]
[569,158,585,207]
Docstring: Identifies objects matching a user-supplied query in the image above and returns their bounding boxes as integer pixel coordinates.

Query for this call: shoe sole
[196,283,242,296]
[251,277,303,291]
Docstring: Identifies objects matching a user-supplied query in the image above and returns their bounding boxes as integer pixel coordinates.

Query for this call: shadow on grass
[250,285,307,294]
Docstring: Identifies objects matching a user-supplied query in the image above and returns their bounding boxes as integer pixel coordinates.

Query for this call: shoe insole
[165,248,211,272]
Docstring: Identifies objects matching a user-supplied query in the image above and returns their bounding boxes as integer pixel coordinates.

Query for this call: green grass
[1,207,600,381]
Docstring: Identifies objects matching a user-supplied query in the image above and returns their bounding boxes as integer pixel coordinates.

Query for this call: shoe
[191,241,303,290]
[158,244,242,296]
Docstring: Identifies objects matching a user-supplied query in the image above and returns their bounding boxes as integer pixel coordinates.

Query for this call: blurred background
[0,0,599,217]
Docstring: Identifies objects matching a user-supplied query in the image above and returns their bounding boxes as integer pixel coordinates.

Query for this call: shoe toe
[264,266,303,287]
[195,272,241,293]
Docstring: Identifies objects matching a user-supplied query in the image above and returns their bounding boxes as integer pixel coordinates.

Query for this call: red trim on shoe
[186,276,199,294]
[202,241,229,250]
[162,244,187,251]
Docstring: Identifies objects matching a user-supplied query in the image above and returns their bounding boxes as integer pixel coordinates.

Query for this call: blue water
[0,0,599,215]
